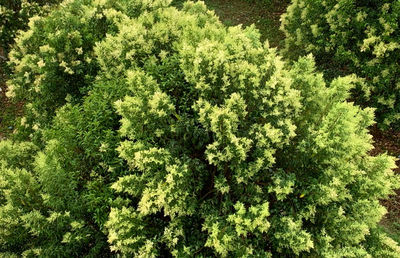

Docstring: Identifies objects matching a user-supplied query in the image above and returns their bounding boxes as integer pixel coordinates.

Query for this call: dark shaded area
[370,125,400,242]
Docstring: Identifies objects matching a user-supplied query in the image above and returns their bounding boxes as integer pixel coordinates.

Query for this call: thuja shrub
[281,0,400,128]
[7,0,111,138]
[0,71,141,256]
[1,0,399,256]
[0,0,62,58]
[0,0,169,256]
[7,0,170,140]
[99,2,399,256]
[0,136,113,256]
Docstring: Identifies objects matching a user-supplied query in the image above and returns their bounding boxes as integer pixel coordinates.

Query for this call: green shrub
[0,0,62,57]
[1,0,399,256]
[102,4,399,253]
[281,0,400,128]
[7,0,170,141]
[0,137,112,256]
[7,0,110,139]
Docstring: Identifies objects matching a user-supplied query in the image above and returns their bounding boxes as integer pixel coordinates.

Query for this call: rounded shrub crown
[6,0,171,140]
[281,0,400,128]
[99,2,399,256]
[0,0,62,56]
[0,0,399,257]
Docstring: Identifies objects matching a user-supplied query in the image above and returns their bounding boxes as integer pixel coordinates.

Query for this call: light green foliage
[281,0,400,128]
[7,0,170,141]
[1,0,399,257]
[0,0,170,256]
[0,0,61,57]
[7,0,110,139]
[104,2,398,256]
[0,140,37,169]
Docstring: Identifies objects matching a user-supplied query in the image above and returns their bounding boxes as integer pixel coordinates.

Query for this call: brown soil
[0,47,23,139]
[202,0,288,47]
[371,125,400,233]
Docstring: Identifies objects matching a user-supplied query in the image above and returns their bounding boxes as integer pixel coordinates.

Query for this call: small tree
[281,0,400,128]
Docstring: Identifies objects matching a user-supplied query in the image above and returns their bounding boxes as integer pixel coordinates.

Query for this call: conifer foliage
[7,0,169,139]
[1,0,399,256]
[0,0,62,60]
[281,0,400,128]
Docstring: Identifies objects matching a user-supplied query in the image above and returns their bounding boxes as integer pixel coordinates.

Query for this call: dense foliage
[0,0,62,62]
[281,0,400,128]
[7,0,170,141]
[1,0,399,256]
